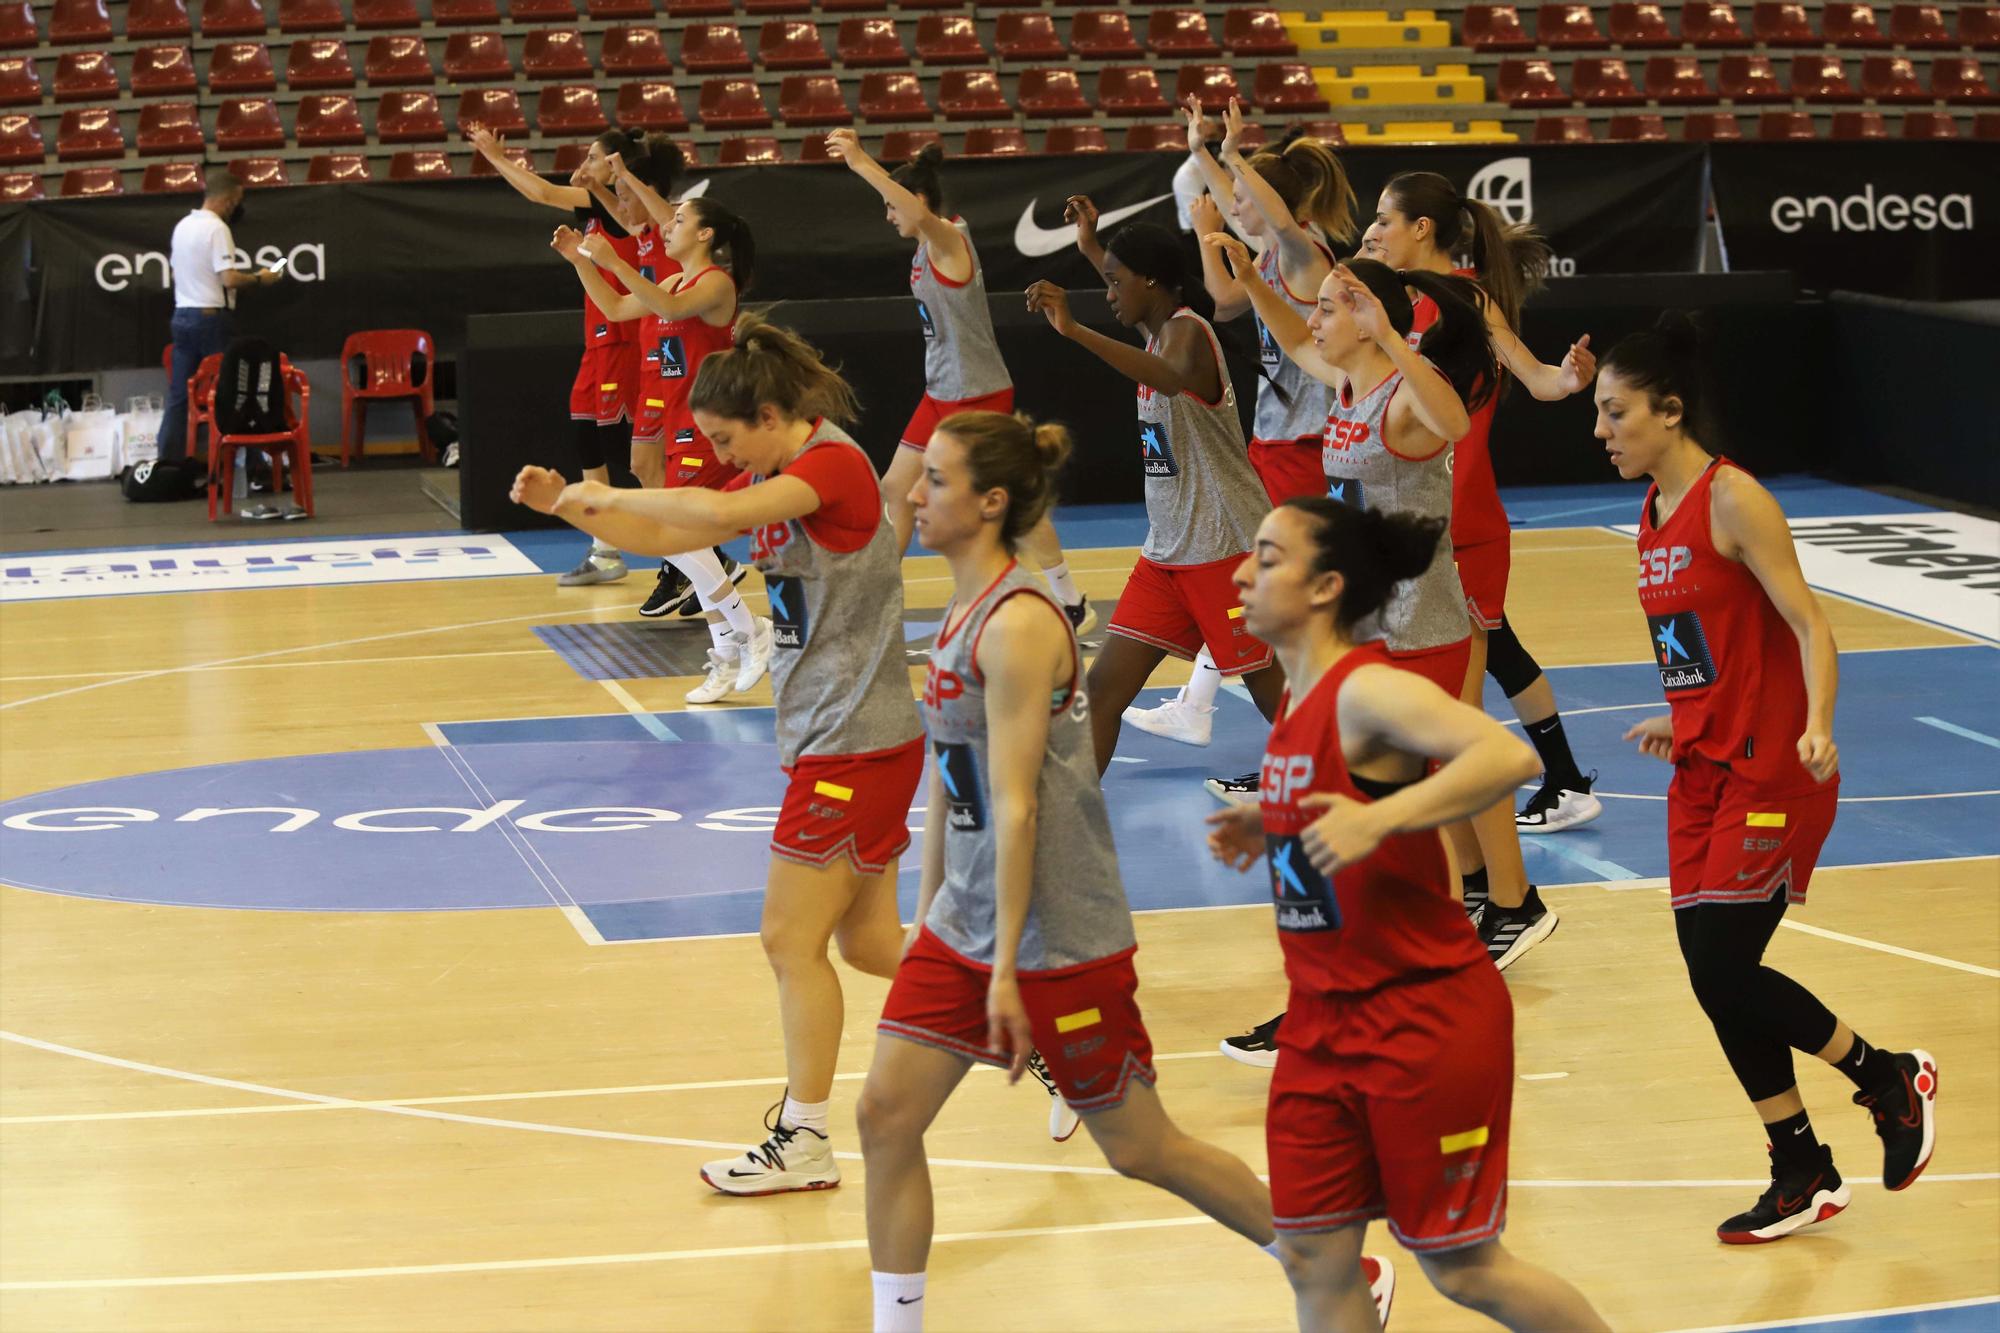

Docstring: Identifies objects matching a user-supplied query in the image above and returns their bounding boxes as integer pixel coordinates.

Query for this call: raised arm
[1181,96,1238,214]
[1191,193,1251,322]
[512,466,820,558]
[470,127,589,209]
[1204,231,1345,389]
[1486,301,1595,401]
[604,151,679,231]
[1331,265,1470,446]
[1064,195,1106,269]
[551,226,645,322]
[578,232,733,324]
[824,129,971,283]
[1024,282,1206,398]
[1214,99,1323,277]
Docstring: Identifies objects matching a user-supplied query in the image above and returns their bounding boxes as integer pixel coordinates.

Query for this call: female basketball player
[1206,498,1609,1332]
[859,412,1394,1333]
[556,195,771,701]
[1026,214,1284,772]
[824,131,1092,632]
[471,126,662,588]
[511,319,927,1197]
[1601,316,1937,1243]
[1125,99,1356,751]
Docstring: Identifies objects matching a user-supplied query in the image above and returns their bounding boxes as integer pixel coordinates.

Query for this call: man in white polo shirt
[159,170,280,463]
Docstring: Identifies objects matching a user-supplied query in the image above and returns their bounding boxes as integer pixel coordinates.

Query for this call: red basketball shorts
[1667,754,1839,910]
[899,387,1017,452]
[1453,537,1510,633]
[661,417,740,491]
[1269,962,1513,1254]
[1389,636,1473,697]
[569,342,637,428]
[1108,554,1274,677]
[1249,436,1324,506]
[772,736,926,875]
[879,927,1156,1113]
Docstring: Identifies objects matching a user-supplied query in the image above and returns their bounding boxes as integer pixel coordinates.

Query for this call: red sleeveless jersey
[630,225,683,356]
[1259,641,1487,995]
[1409,272,1508,548]
[1637,458,1815,790]
[578,205,642,348]
[640,264,734,422]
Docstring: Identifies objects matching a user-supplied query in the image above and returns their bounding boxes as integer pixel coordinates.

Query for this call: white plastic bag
[63,407,117,481]
[115,400,164,472]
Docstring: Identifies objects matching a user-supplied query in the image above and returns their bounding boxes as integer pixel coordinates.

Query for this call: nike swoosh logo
[1014,194,1175,258]
[896,1297,922,1305]
[1793,1125,1809,1134]
[1775,1193,1805,1216]
[1074,1070,1108,1091]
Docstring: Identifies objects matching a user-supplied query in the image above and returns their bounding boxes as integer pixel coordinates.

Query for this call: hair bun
[1653,309,1702,351]
[1032,420,1074,473]
[914,142,945,167]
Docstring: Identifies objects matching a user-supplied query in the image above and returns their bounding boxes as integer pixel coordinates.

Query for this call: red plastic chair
[61,163,123,192]
[1960,5,2000,48]
[366,34,435,85]
[305,149,369,179]
[1224,8,1297,55]
[1861,55,1926,101]
[616,80,686,130]
[0,56,40,104]
[1573,56,1645,103]
[132,45,198,97]
[665,0,730,13]
[340,331,433,467]
[458,85,526,134]
[1097,65,1171,115]
[1017,67,1092,117]
[697,76,770,127]
[992,13,1059,61]
[53,50,118,102]
[1758,108,1818,136]
[288,38,357,89]
[681,22,752,74]
[601,27,671,75]
[508,0,576,21]
[1147,9,1219,56]
[1790,55,1860,102]
[297,92,366,143]
[1820,3,1884,45]
[521,28,591,79]
[469,142,531,172]
[353,0,418,28]
[50,0,113,44]
[962,124,1028,155]
[1533,113,1595,140]
[1045,123,1108,152]
[1175,63,1242,112]
[278,0,342,31]
[57,106,125,160]
[716,134,781,164]
[838,18,907,66]
[189,354,317,519]
[777,72,851,125]
[1071,10,1141,59]
[1123,123,1186,151]
[585,0,651,17]
[1253,62,1330,113]
[1498,57,1571,104]
[199,0,266,37]
[143,157,205,190]
[1751,2,1815,44]
[1536,3,1607,46]
[535,83,606,134]
[215,95,285,148]
[1681,110,1744,137]
[0,111,43,162]
[857,70,930,122]
[137,99,204,153]
[1830,109,1888,136]
[1,169,45,197]
[914,13,985,63]
[444,32,513,82]
[1888,3,1953,46]
[1608,3,1677,45]
[209,40,277,91]
[1717,54,1786,100]
[433,0,500,23]
[1978,111,2000,136]
[1607,111,1670,138]
[234,153,288,184]
[1463,5,1535,50]
[879,128,941,159]
[1902,110,1959,136]
[376,90,448,141]
[1680,0,1746,45]
[938,67,1007,120]
[793,132,832,161]
[1645,55,1715,101]
[0,1,35,46]
[1931,57,1997,103]
[760,19,831,69]
[389,147,451,177]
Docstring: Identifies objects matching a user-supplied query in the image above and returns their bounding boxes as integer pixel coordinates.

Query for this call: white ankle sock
[706,619,739,653]
[1183,649,1222,711]
[871,1271,927,1332]
[782,1094,829,1134]
[1041,559,1081,607]
[708,586,755,638]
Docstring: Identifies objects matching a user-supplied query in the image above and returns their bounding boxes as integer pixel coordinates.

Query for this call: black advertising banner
[0,144,1708,377]
[1708,141,2000,301]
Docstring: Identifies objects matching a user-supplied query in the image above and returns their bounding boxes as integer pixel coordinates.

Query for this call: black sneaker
[679,548,751,618]
[1476,886,1558,972]
[1220,1013,1283,1068]
[1462,877,1490,921]
[1203,772,1261,807]
[638,561,694,618]
[1516,771,1604,834]
[1854,1048,1939,1190]
[1717,1144,1850,1244]
[1065,597,1097,638]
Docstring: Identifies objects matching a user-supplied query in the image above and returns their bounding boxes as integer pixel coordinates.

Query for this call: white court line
[1578,789,2000,804]
[594,679,678,743]
[1779,920,2000,979]
[0,648,553,684]
[1667,1294,2000,1333]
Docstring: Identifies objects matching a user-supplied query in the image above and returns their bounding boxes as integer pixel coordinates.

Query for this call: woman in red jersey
[1600,315,1937,1244]
[1206,498,1608,1332]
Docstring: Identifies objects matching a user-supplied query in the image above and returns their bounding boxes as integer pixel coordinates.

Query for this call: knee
[1420,1251,1502,1313]
[1273,1235,1364,1295]
[760,921,822,976]
[835,930,896,978]
[1097,1132,1169,1187]
[1682,949,1745,1021]
[854,1081,919,1154]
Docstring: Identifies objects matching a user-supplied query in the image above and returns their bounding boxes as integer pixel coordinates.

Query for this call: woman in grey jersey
[824,130,1094,633]
[510,318,927,1199]
[857,409,1396,1333]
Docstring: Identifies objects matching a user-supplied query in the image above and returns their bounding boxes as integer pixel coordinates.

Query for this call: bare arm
[552,227,645,322]
[470,127,588,209]
[1065,195,1106,269]
[1487,302,1595,402]
[825,129,971,283]
[1331,265,1470,446]
[1206,232,1346,388]
[604,152,679,231]
[511,467,820,558]
[1190,193,1252,322]
[1215,99,1326,280]
[1024,282,1196,397]
[580,235,733,324]
[1181,96,1238,211]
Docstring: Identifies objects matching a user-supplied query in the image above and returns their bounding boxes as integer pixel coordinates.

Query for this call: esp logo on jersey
[1324,419,1372,453]
[1648,611,1717,692]
[1260,753,1315,805]
[1638,544,1694,589]
[923,665,964,710]
[765,574,807,649]
[932,740,986,831]
[1140,422,1178,478]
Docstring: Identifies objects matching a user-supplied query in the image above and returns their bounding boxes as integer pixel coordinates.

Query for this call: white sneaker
[733,615,774,694]
[558,547,627,587]
[1026,1049,1081,1142]
[1123,689,1215,747]
[700,1112,841,1197]
[1516,776,1604,834]
[1363,1254,1397,1328]
[685,647,743,704]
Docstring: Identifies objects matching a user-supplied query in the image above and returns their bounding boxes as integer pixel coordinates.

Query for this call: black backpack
[214,337,287,436]
[120,457,207,502]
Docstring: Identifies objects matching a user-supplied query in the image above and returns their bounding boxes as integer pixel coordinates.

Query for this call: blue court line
[1916,716,2000,750]
[1527,839,1641,881]
[1677,1295,2000,1333]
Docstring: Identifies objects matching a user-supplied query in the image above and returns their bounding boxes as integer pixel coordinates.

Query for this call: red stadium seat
[433,0,499,23]
[138,98,203,153]
[698,75,771,127]
[1253,61,1330,113]
[1861,55,1926,101]
[143,158,204,190]
[894,0,955,9]
[306,150,370,181]
[601,27,670,74]
[1679,0,1746,45]
[1535,4,1606,46]
[1573,56,1645,103]
[366,35,434,85]
[794,132,831,160]
[1608,3,1677,45]
[879,128,941,158]
[468,142,530,172]
[1645,55,1715,101]
[199,0,266,37]
[1178,64,1243,112]
[839,17,909,66]
[962,124,1028,155]
[1902,110,1960,136]
[50,0,112,44]
[1751,2,1815,44]
[62,164,122,193]
[1045,123,1107,152]
[914,14,985,63]
[444,32,512,82]
[521,29,591,79]
[682,23,752,74]
[1717,54,1785,100]
[777,72,850,123]
[56,106,125,159]
[1790,55,1860,102]
[586,0,652,16]
[0,55,39,104]
[993,13,1062,62]
[1097,65,1171,115]
[457,85,526,134]
[54,50,118,102]
[288,38,356,88]
[533,82,605,134]
[209,41,277,91]
[1223,7,1297,55]
[1830,109,1888,136]
[131,45,197,96]
[1820,4,1884,45]
[743,0,809,11]
[1017,66,1092,117]
[615,79,686,129]
[508,0,576,21]
[389,148,451,177]
[1888,3,1953,46]
[297,91,365,142]
[858,70,930,121]
[233,154,289,184]
[1607,111,1670,137]
[1463,5,1535,50]
[716,134,781,164]
[938,67,1007,120]
[1532,113,1594,139]
[665,0,731,14]
[376,88,448,140]
[215,95,284,147]
[353,0,417,27]
[1960,5,2000,48]
[0,2,35,47]
[1758,108,1817,136]
[1295,119,1350,144]
[1231,121,1270,151]
[1123,123,1186,151]
[819,0,877,9]
[1147,9,1220,56]
[1932,56,1997,102]
[760,19,831,69]
[1498,57,1571,104]
[552,138,605,171]
[2,169,44,197]
[0,111,44,161]
[277,0,342,31]
[1070,10,1142,60]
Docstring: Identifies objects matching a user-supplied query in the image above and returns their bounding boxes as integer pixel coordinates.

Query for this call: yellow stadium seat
[1313,62,1485,105]
[1282,10,1452,48]
[1339,118,1517,143]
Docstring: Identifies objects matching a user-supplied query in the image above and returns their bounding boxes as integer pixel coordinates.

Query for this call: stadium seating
[199,0,266,38]
[1607,111,1670,138]
[1821,3,1885,45]
[1830,109,1888,137]
[1861,56,1926,102]
[1572,56,1644,104]
[1902,110,1959,136]
[1680,0,1747,45]
[1498,57,1570,105]
[0,2,34,47]
[1962,6,2000,48]
[458,85,527,134]
[233,154,289,185]
[1124,123,1186,151]
[132,45,198,96]
[215,94,285,147]
[1256,60,1330,113]
[1070,11,1142,60]
[1536,4,1606,47]
[1045,123,1108,152]
[50,0,114,45]
[278,0,342,32]
[1463,5,1534,50]
[915,14,985,64]
[1223,8,1296,56]
[586,0,651,17]
[761,19,831,69]
[840,17,910,66]
[2,169,44,196]
[0,55,38,104]
[1176,63,1241,111]
[56,105,124,159]
[616,79,686,129]
[62,164,123,192]
[1608,3,1677,45]
[1717,54,1786,101]
[0,112,46,161]
[468,142,530,172]
[138,98,204,152]
[777,71,850,124]
[444,32,513,82]
[521,29,591,80]
[510,0,577,22]
[129,0,192,37]
[1147,9,1220,57]
[1017,66,1091,117]
[878,128,939,158]
[1888,3,1953,46]
[698,74,771,126]
[54,50,119,102]
[296,91,366,143]
[716,133,780,163]
[1751,2,1816,44]
[209,41,277,92]
[389,148,452,177]
[1790,55,1860,102]
[533,83,605,134]
[433,0,500,23]
[366,34,434,85]
[143,158,204,190]
[938,67,1007,120]
[682,23,752,74]
[1681,110,1744,137]
[354,0,419,27]
[600,27,670,75]
[1533,113,1594,139]
[306,151,369,181]
[1097,66,1170,115]
[1758,109,1817,137]
[1645,55,1715,102]
[962,124,1028,155]
[857,70,929,121]
[1932,57,1997,102]
[288,38,357,89]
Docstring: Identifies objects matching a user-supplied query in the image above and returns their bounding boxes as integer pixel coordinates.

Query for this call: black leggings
[573,418,630,473]
[1675,895,1841,1103]
[1485,616,1543,699]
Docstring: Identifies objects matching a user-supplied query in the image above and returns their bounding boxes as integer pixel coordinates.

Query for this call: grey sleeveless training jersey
[1320,368,1470,652]
[1252,244,1330,444]
[921,564,1135,972]
[1137,309,1268,567]
[910,219,1013,403]
[750,420,924,766]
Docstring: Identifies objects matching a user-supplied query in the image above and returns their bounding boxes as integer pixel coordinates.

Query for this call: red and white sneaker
[699,1103,840,1196]
[1362,1254,1396,1328]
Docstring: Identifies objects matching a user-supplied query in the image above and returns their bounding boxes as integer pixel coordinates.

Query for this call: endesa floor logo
[0,537,541,601]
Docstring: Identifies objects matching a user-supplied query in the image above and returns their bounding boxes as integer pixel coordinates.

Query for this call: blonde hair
[1249,136,1358,246]
[687,316,859,425]
[932,411,1072,548]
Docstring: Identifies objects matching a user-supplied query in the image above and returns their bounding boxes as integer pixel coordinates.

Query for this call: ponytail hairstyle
[1382,171,1551,331]
[933,410,1072,549]
[688,316,859,426]
[1599,310,1708,441]
[1282,498,1447,635]
[889,142,946,215]
[679,196,755,295]
[1105,221,1212,319]
[595,127,641,161]
[1338,259,1499,414]
[623,133,685,196]
[1247,133,1358,247]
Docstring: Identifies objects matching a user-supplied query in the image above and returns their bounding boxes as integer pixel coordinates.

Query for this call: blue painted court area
[1691,1298,2000,1333]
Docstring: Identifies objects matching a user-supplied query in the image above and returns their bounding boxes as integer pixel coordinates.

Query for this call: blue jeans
[159,307,235,462]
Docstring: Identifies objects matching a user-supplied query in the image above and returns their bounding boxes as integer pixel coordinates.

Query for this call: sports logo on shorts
[1266,833,1340,933]
[932,740,986,831]
[1648,611,1717,692]
[657,335,688,379]
[765,574,807,649]
[1325,477,1364,509]
[1140,422,1177,478]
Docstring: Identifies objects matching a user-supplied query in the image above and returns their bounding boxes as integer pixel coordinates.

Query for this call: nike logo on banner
[1014,194,1175,257]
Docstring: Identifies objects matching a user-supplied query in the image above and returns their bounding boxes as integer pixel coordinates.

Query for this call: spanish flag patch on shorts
[1054,1008,1102,1034]
[1746,812,1787,828]
[813,780,853,802]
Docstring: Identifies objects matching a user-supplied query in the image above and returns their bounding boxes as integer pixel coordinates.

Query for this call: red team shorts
[1389,636,1473,697]
[899,387,1017,452]
[1666,754,1840,910]
[772,736,926,875]
[1453,537,1511,633]
[1249,437,1326,506]
[569,343,639,428]
[1109,554,1275,677]
[879,928,1157,1113]
[1269,963,1514,1253]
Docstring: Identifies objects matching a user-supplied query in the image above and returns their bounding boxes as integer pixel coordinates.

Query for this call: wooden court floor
[0,526,1994,1332]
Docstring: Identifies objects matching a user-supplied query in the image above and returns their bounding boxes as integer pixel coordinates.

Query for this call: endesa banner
[1707,141,1999,301]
